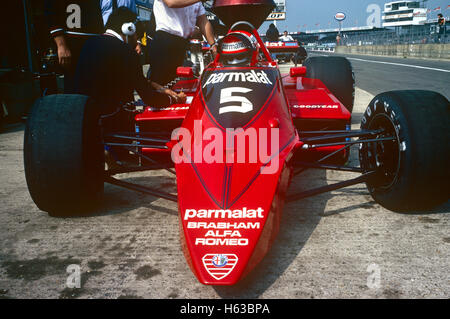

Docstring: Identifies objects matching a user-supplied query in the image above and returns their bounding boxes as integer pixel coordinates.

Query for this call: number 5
[219,87,253,114]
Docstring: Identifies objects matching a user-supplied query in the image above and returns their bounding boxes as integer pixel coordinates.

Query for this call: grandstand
[259,1,448,48]
[282,18,448,48]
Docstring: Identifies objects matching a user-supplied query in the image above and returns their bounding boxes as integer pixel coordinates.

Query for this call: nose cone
[213,0,276,30]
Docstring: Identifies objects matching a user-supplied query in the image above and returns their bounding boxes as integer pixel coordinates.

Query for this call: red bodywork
[134,1,351,285]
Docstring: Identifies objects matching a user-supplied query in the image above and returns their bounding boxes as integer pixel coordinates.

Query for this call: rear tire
[304,56,355,113]
[24,94,104,216]
[294,47,308,66]
[359,90,449,212]
[0,102,5,132]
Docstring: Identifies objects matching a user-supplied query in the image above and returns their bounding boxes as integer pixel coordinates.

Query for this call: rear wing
[265,41,299,53]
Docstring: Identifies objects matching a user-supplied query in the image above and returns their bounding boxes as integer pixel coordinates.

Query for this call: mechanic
[189,27,205,76]
[265,23,280,61]
[336,34,342,46]
[101,0,144,55]
[437,13,446,43]
[147,0,217,86]
[44,0,104,92]
[279,31,294,42]
[266,23,280,42]
[101,0,137,25]
[72,7,185,113]
[73,7,185,169]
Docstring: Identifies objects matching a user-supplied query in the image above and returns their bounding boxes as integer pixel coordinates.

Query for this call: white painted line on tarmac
[354,87,374,114]
[309,53,450,73]
[346,57,450,73]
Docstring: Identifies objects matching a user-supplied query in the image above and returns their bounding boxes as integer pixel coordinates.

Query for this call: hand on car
[166,89,187,104]
[176,91,187,104]
[210,44,218,59]
[162,88,187,104]
[135,42,143,55]
[153,81,187,104]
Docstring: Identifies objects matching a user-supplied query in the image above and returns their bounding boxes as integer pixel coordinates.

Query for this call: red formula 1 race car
[264,40,307,65]
[24,0,449,286]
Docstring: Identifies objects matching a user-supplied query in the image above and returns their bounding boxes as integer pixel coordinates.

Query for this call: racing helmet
[219,31,257,66]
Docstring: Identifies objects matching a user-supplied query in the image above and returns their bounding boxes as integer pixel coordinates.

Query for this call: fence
[335,43,450,60]
[339,27,449,46]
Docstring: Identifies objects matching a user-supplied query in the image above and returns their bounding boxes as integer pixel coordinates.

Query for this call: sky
[258,0,449,33]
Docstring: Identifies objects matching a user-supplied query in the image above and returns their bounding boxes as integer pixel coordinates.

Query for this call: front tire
[360,90,449,212]
[24,94,104,216]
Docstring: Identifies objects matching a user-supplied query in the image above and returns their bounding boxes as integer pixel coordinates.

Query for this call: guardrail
[307,47,336,53]
[341,31,449,46]
[335,43,450,60]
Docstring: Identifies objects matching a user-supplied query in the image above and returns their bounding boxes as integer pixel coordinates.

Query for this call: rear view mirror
[290,67,307,78]
[177,67,194,78]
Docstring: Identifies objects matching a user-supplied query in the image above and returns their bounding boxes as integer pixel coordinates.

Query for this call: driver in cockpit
[218,31,257,66]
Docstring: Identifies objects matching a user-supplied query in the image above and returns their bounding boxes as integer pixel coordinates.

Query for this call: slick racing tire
[24,94,104,217]
[304,56,355,113]
[359,90,449,212]
[293,47,308,66]
[0,103,4,132]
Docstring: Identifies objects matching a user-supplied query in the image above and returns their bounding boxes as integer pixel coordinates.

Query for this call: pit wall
[336,43,450,60]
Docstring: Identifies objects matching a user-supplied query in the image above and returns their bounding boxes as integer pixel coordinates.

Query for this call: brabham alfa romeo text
[185,208,265,247]
[184,207,264,220]
[188,222,262,247]
[196,238,249,246]
[187,222,261,229]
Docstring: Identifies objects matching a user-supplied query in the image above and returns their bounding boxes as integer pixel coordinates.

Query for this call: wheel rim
[366,113,401,190]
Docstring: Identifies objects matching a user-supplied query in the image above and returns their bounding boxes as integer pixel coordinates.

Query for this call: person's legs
[197,51,205,74]
[64,36,88,93]
[148,31,187,86]
[190,49,198,75]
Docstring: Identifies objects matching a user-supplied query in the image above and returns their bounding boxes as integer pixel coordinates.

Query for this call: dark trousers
[147,31,188,86]
[64,35,90,93]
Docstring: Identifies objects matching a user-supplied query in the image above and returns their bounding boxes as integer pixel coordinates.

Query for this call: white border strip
[346,57,450,73]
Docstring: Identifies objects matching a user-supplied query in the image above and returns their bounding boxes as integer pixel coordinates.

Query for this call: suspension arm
[287,171,375,202]
[301,137,396,150]
[105,176,178,202]
[299,129,384,143]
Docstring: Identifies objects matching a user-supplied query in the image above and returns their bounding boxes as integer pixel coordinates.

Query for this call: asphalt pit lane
[1,256,81,281]
[87,260,106,271]
[134,265,161,280]
[418,217,440,224]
